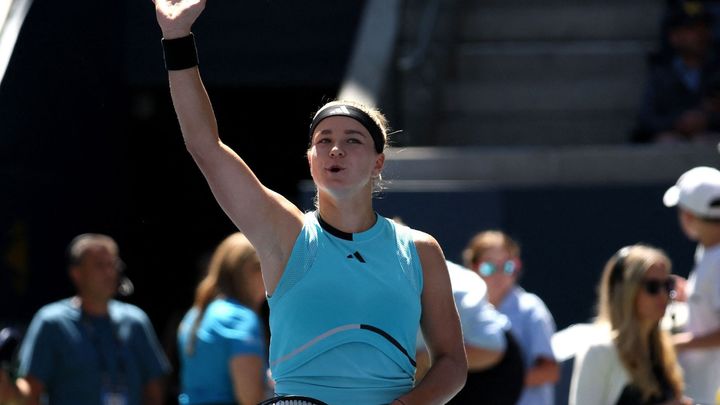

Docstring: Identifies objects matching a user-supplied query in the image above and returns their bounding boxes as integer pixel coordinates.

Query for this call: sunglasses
[641,278,675,296]
[479,260,518,277]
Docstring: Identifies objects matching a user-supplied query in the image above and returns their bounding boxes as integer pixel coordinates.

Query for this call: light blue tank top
[268,212,423,404]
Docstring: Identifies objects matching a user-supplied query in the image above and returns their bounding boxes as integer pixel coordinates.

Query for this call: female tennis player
[152,1,467,404]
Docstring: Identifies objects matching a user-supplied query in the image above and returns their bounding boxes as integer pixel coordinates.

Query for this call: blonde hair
[597,244,684,401]
[184,232,259,355]
[462,230,521,269]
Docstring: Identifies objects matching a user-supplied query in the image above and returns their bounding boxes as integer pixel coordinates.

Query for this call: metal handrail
[397,0,443,72]
[0,0,34,86]
[338,0,402,107]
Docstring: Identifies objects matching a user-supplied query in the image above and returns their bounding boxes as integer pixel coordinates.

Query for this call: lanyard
[81,312,128,387]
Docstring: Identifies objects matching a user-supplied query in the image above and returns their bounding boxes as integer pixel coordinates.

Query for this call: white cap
[663,166,720,218]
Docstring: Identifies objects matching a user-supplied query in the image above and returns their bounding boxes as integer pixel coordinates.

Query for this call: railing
[338,0,402,108]
[0,0,34,86]
[337,0,458,113]
[397,0,444,73]
[391,0,462,145]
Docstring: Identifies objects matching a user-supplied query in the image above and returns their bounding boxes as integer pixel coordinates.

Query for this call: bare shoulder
[409,228,442,252]
[408,228,447,276]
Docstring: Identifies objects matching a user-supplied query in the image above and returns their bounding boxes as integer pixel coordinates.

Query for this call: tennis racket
[257,395,328,405]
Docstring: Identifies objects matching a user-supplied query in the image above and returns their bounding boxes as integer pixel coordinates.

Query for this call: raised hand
[152,0,206,39]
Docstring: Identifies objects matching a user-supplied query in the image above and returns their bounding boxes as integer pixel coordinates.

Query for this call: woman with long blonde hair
[569,244,691,405]
[177,233,268,405]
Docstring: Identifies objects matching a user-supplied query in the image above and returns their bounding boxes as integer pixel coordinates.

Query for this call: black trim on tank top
[316,211,380,241]
[360,324,417,367]
[316,212,354,240]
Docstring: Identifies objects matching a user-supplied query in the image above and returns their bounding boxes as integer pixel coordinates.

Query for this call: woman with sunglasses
[462,230,559,405]
[569,244,692,405]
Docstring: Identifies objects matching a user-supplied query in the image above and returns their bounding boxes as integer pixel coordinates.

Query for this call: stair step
[434,111,636,146]
[454,40,654,81]
[473,0,661,5]
[443,78,643,113]
[396,0,666,146]
[381,143,718,186]
[458,3,664,41]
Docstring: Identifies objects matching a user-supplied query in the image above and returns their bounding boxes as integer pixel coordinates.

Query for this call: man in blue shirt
[17,233,171,405]
[463,231,559,405]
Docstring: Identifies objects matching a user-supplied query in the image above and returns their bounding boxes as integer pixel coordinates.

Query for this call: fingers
[153,0,205,38]
[155,0,204,18]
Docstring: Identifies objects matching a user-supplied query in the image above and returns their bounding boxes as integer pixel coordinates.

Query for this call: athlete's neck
[317,203,377,234]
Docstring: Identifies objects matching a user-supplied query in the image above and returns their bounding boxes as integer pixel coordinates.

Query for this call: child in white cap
[663,166,720,404]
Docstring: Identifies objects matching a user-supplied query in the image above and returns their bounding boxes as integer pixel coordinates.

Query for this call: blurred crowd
[635,0,720,144]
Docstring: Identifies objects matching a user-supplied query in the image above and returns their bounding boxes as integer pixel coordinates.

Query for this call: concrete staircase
[395,0,665,146]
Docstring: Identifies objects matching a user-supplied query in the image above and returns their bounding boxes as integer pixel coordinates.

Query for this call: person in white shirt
[663,166,720,404]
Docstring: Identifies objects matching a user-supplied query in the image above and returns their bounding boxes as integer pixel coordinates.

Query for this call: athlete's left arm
[396,231,467,405]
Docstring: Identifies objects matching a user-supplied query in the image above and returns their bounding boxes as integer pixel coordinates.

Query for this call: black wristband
[161,34,198,71]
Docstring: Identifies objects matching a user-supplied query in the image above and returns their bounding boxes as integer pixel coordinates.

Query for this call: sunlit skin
[307,116,384,203]
[475,245,518,307]
[635,262,672,328]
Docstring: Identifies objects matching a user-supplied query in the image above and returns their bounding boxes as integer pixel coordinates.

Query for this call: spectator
[0,327,28,405]
[393,216,523,404]
[662,1,720,47]
[634,1,720,143]
[463,230,559,405]
[663,166,720,404]
[177,232,269,405]
[17,233,171,405]
[569,244,691,405]
[424,261,524,405]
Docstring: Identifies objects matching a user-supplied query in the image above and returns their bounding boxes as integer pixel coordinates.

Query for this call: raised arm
[398,232,467,404]
[152,0,303,293]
